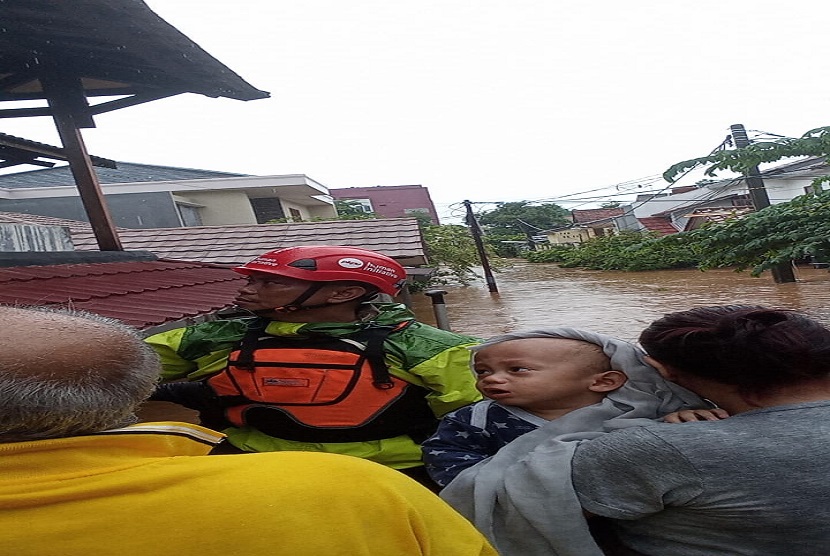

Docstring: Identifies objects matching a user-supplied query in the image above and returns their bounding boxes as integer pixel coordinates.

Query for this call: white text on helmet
[251,257,280,267]
[363,261,400,277]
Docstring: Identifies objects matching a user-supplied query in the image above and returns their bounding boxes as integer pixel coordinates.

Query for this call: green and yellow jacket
[145,303,481,469]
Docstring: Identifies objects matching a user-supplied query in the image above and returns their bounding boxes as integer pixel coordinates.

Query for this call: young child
[423,328,718,488]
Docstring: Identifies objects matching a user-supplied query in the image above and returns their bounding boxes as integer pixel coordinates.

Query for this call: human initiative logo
[338,257,365,269]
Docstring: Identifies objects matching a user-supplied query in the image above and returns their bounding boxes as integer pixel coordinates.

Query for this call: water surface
[409,262,830,342]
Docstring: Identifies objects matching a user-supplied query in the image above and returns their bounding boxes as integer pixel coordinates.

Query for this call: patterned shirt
[422,400,549,487]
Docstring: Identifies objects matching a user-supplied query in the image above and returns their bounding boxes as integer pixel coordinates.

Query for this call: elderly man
[0,305,495,556]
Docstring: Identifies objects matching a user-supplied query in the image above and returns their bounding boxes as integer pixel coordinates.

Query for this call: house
[329,185,440,224]
[615,157,830,235]
[544,207,624,246]
[0,162,337,229]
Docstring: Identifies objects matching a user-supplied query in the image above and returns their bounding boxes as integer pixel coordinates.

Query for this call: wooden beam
[40,70,123,251]
[0,106,53,118]
[88,90,181,115]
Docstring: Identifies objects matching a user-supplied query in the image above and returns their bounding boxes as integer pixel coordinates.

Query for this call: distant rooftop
[572,208,625,224]
[0,162,248,189]
[0,210,95,234]
[638,217,678,235]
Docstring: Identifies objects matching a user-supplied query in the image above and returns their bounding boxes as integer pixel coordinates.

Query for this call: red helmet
[234,246,407,296]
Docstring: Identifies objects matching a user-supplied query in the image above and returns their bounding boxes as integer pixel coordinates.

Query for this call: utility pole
[729,124,796,284]
[463,200,498,293]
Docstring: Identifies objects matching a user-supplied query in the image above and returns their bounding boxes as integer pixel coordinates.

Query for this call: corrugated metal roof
[68,218,428,266]
[0,259,245,329]
[0,162,248,189]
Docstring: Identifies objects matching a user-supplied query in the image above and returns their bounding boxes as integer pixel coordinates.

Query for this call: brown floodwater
[408,262,830,343]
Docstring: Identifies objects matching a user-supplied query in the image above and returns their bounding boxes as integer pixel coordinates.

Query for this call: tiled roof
[0,162,248,189]
[572,208,624,224]
[0,259,245,329]
[69,218,428,266]
[637,217,678,235]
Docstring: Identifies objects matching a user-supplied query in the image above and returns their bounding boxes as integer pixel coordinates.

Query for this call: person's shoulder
[578,424,667,450]
[195,451,428,496]
[443,402,481,421]
[170,318,256,357]
[375,302,479,341]
[400,319,480,345]
[577,420,719,461]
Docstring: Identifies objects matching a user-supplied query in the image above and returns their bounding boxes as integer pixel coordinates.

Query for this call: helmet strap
[272,283,326,312]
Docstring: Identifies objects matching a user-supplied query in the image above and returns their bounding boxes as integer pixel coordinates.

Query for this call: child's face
[472,338,615,416]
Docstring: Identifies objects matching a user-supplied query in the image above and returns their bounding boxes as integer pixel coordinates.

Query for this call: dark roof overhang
[0,132,116,169]
[0,0,269,124]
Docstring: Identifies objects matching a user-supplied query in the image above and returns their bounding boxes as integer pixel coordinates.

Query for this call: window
[350,199,374,213]
[288,207,303,221]
[176,204,202,227]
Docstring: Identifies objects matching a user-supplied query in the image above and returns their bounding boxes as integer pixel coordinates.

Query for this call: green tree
[525,231,700,271]
[475,201,569,257]
[418,224,506,288]
[476,201,570,237]
[659,125,830,275]
[524,191,830,276]
[663,126,830,187]
[674,190,830,275]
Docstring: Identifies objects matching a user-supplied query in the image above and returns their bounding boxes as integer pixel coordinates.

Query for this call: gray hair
[0,306,160,442]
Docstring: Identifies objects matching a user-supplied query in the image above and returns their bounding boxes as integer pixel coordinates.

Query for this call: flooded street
[408,262,830,343]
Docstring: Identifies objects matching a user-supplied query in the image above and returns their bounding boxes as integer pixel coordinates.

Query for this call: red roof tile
[0,260,245,329]
[637,217,678,235]
[572,208,624,224]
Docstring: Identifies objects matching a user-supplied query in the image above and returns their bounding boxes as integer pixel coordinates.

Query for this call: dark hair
[639,305,830,394]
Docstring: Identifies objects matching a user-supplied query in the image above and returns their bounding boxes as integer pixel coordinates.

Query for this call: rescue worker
[146,245,481,485]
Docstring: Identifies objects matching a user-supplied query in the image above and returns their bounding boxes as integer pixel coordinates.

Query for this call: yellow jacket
[0,422,496,556]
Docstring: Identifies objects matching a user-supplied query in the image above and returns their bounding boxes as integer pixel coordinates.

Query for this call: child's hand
[663,408,730,423]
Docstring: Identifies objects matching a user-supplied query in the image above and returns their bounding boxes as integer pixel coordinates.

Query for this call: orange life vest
[205,323,438,443]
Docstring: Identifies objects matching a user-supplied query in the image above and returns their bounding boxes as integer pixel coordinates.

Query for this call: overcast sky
[3,1,828,222]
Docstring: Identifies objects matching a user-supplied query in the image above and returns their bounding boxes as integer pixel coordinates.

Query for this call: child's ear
[588,370,627,393]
